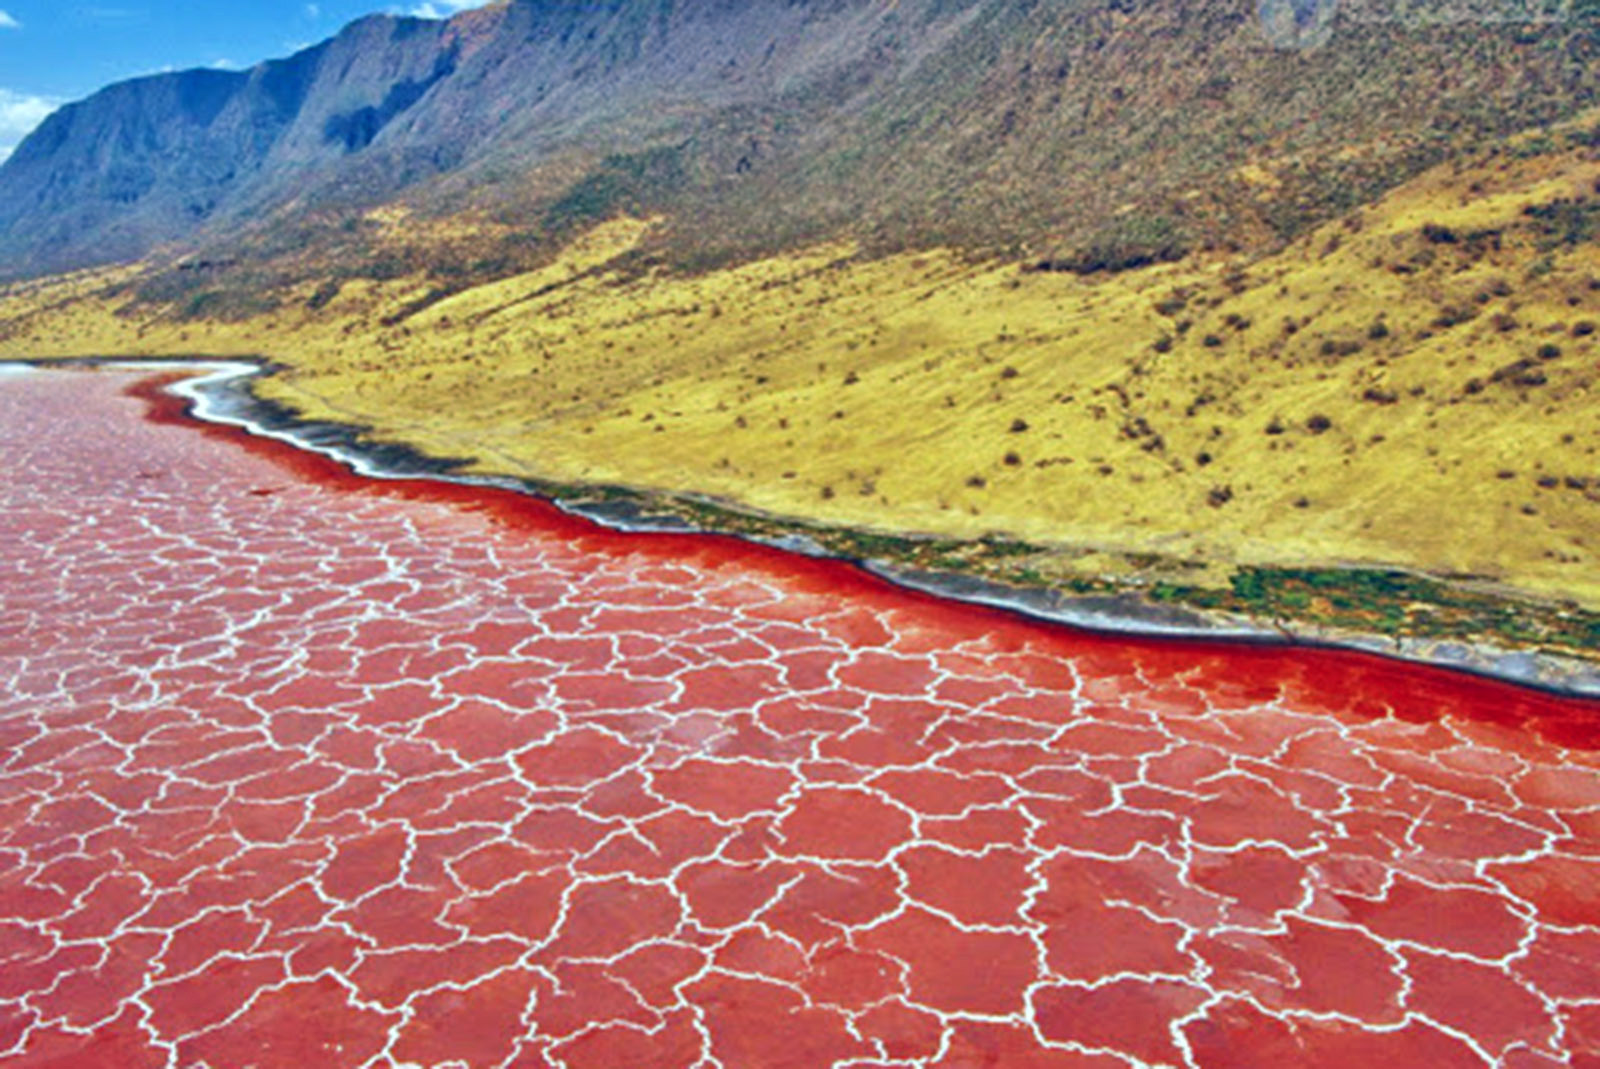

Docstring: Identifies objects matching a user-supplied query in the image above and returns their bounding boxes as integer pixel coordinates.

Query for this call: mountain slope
[0,0,1595,280]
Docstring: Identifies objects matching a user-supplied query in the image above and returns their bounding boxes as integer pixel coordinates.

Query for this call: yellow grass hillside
[3,137,1598,612]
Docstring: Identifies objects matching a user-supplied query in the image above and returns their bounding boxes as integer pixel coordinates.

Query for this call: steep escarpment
[0,0,1595,281]
[0,18,455,272]
[0,0,963,276]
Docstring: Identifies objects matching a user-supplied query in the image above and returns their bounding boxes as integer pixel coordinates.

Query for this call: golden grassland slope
[3,133,1598,613]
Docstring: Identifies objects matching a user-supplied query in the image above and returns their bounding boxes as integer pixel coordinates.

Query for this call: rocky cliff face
[0,15,458,272]
[0,0,1595,278]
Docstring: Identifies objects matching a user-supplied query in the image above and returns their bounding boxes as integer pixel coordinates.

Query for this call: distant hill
[0,0,1596,281]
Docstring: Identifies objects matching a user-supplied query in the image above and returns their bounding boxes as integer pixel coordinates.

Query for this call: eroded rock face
[2,367,1599,1066]
[0,20,432,270]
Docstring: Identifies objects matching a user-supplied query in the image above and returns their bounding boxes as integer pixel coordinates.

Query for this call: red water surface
[2,367,1599,1068]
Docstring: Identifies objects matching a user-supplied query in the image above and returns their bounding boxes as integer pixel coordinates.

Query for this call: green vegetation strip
[535,478,1600,663]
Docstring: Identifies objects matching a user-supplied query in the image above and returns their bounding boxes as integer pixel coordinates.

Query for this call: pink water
[1,368,1597,1068]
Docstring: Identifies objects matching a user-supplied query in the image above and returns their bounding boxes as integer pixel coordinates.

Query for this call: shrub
[1039,214,1189,275]
[306,280,342,310]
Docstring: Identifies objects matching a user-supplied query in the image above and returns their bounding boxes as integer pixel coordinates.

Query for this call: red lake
[2,366,1598,1068]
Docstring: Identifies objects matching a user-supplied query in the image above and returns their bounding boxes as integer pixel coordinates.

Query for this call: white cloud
[0,89,60,163]
[0,10,19,29]
[305,2,320,17]
[404,0,495,20]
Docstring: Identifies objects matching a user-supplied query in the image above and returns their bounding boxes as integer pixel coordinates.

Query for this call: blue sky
[0,0,495,160]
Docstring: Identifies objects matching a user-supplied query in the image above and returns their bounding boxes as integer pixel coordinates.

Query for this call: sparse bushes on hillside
[1033,215,1188,276]
[1489,358,1549,387]
[543,142,690,235]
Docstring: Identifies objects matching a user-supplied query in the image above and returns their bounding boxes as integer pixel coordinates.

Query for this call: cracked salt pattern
[1,368,1599,1068]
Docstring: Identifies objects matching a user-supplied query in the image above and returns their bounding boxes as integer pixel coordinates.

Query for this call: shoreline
[6,354,1600,701]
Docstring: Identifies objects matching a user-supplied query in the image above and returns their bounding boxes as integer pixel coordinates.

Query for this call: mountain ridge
[1,0,1596,283]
